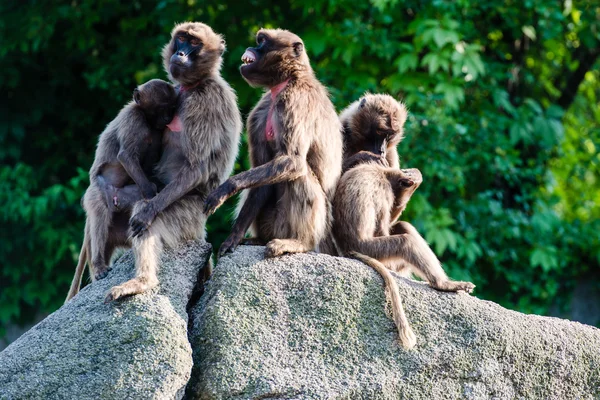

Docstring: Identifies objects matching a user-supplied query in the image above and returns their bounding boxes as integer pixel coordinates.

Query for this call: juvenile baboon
[65,79,178,302]
[339,93,406,173]
[203,28,343,258]
[334,95,475,348]
[105,22,242,302]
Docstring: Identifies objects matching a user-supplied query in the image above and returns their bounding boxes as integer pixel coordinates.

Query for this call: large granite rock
[0,240,211,400]
[187,246,600,400]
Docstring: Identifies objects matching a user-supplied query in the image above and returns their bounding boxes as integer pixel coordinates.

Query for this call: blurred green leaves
[0,0,599,337]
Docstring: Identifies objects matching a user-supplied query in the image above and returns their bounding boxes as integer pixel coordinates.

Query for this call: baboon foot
[399,325,417,350]
[239,237,265,246]
[265,239,310,258]
[104,277,158,303]
[218,234,243,258]
[94,267,112,280]
[431,280,475,293]
[94,266,112,281]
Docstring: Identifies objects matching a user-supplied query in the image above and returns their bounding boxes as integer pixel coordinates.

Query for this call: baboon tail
[65,231,89,303]
[348,251,416,349]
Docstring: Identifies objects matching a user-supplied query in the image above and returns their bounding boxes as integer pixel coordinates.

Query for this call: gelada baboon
[65,79,178,302]
[203,28,343,258]
[105,22,242,302]
[334,94,475,348]
[340,93,405,173]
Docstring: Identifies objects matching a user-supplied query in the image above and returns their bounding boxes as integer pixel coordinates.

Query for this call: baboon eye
[257,36,266,45]
[177,36,186,43]
[190,38,201,46]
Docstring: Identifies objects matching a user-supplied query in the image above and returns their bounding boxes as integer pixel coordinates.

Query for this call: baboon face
[134,79,178,130]
[347,94,408,157]
[162,22,225,86]
[399,168,422,189]
[396,168,422,206]
[240,29,309,87]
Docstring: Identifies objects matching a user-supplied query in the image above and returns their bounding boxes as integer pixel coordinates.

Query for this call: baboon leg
[239,238,266,246]
[105,195,206,302]
[382,258,413,277]
[267,176,327,258]
[112,184,144,212]
[97,177,144,213]
[219,186,272,257]
[83,186,112,280]
[265,238,313,258]
[103,211,132,267]
[358,221,474,293]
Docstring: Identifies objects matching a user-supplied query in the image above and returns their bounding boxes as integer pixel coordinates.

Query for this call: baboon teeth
[241,50,256,65]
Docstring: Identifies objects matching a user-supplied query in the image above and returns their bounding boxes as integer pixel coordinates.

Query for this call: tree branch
[557,46,600,110]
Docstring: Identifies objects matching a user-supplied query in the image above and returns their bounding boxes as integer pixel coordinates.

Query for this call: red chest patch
[265,79,290,141]
[166,114,182,132]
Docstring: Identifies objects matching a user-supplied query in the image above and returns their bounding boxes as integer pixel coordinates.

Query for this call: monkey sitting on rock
[104,22,242,303]
[66,79,178,301]
[203,28,343,259]
[333,93,475,349]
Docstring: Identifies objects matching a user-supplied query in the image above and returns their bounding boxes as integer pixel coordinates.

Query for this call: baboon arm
[231,154,306,191]
[232,187,270,236]
[204,154,306,215]
[390,206,405,223]
[387,151,400,170]
[149,162,206,214]
[219,186,271,256]
[117,150,155,197]
[130,161,207,237]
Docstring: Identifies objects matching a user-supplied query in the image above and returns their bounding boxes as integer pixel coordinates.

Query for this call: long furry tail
[65,227,90,303]
[348,251,416,349]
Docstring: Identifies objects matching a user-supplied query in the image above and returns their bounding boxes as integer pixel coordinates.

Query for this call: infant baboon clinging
[334,94,475,348]
[66,79,178,302]
[203,28,343,258]
[105,22,242,302]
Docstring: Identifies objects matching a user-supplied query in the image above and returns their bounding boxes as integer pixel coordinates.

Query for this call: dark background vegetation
[1,0,599,339]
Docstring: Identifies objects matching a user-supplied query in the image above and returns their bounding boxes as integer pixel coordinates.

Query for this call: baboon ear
[133,88,142,105]
[359,98,367,108]
[293,42,304,57]
[219,38,226,55]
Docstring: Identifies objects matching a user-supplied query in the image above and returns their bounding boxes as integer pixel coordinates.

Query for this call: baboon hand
[203,181,235,216]
[129,202,158,237]
[218,233,242,258]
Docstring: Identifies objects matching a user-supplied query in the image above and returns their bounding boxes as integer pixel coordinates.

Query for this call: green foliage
[0,0,598,335]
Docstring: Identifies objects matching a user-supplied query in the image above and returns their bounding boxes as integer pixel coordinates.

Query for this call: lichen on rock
[0,240,211,400]
[187,246,600,400]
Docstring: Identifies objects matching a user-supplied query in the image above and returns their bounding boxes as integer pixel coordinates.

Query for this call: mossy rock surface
[0,240,211,400]
[188,246,600,400]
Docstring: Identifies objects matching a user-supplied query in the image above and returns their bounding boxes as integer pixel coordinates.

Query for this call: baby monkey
[65,79,178,301]
[334,94,475,348]
[97,79,178,210]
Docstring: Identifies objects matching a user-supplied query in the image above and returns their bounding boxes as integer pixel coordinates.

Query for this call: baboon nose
[177,51,185,57]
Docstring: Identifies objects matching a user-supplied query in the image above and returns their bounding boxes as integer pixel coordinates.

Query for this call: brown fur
[339,93,406,172]
[349,251,416,349]
[204,28,343,258]
[333,95,475,346]
[105,22,241,302]
[65,79,178,302]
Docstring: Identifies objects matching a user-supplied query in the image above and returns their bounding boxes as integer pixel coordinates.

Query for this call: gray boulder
[0,240,211,400]
[188,246,600,400]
